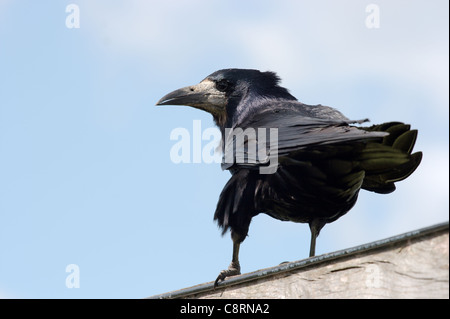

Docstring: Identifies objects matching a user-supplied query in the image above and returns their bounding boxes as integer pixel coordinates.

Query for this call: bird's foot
[214,261,240,288]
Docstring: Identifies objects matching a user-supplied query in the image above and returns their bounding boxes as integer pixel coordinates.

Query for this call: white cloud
[78,0,448,103]
[230,1,448,104]
[79,0,217,70]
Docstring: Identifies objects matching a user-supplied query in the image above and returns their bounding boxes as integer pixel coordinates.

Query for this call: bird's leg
[309,228,317,257]
[214,241,241,288]
[308,219,323,257]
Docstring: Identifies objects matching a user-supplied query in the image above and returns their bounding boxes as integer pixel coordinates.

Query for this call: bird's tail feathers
[360,122,422,194]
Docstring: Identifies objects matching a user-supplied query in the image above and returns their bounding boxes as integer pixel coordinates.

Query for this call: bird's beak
[156,79,227,115]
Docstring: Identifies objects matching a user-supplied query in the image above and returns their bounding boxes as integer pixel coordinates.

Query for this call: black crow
[156,68,422,287]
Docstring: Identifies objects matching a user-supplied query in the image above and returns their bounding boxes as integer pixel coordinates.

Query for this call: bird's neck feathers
[212,72,296,135]
[217,86,296,131]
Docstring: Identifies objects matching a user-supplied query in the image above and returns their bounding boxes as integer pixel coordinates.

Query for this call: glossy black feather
[158,68,422,283]
[208,69,422,243]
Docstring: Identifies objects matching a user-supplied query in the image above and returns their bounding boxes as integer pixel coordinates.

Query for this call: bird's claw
[214,262,240,289]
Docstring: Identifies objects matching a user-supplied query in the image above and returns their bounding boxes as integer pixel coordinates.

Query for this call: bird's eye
[215,79,231,92]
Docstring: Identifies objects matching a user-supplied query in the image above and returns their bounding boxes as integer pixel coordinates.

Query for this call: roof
[148,221,449,299]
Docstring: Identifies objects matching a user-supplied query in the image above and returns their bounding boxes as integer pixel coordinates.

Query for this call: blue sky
[0,0,448,298]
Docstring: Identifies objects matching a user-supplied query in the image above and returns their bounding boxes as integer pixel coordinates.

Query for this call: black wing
[221,100,387,170]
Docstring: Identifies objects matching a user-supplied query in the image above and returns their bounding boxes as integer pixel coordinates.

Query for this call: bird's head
[156,68,295,128]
